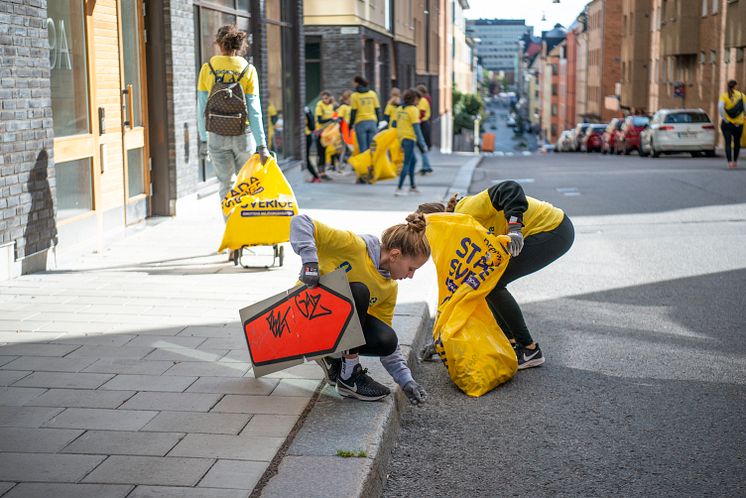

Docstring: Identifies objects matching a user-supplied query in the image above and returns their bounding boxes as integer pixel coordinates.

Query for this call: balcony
[660,0,700,56]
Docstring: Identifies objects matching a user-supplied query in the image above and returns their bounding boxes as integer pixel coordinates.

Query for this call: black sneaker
[336,364,391,401]
[314,356,341,386]
[515,343,545,370]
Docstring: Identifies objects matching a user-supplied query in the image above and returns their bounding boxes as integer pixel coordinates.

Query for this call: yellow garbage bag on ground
[425,212,518,397]
[218,154,298,252]
[349,129,399,183]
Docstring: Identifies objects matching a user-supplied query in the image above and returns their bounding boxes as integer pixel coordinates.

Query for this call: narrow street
[384,153,746,497]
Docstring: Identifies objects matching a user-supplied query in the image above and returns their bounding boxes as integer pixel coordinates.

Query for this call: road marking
[556,187,580,196]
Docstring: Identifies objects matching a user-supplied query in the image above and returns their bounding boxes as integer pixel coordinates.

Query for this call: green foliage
[336,450,368,458]
[453,89,486,134]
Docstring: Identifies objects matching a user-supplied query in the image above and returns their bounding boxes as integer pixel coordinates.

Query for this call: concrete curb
[446,154,483,199]
[257,305,432,498]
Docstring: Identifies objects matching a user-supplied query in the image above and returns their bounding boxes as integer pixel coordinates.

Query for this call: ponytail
[381,213,430,259]
[417,193,461,215]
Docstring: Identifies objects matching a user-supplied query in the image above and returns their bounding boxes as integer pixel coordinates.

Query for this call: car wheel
[690,152,701,158]
[651,143,660,158]
[705,149,716,157]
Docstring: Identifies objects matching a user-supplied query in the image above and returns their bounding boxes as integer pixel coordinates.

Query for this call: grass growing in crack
[336,450,368,458]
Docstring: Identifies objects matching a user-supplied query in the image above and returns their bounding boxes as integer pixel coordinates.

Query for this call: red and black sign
[242,284,355,366]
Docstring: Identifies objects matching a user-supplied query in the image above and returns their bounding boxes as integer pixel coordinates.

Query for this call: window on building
[699,51,705,64]
[737,48,745,63]
[724,49,731,64]
[48,0,89,138]
[702,0,708,16]
[712,0,718,13]
[551,104,558,116]
[265,0,297,160]
[710,50,717,64]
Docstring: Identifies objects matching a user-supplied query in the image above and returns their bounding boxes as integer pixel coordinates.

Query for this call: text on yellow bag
[218,154,298,252]
[425,212,518,397]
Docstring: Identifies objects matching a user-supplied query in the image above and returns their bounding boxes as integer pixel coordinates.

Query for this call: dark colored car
[572,123,593,151]
[602,118,624,155]
[615,115,650,155]
[582,124,607,152]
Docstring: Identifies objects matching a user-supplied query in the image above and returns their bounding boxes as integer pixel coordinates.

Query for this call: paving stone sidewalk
[0,152,467,496]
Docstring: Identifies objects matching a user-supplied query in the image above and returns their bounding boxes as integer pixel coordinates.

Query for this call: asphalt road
[384,152,746,497]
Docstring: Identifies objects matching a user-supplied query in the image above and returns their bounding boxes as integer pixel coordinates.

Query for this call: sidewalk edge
[445,153,483,199]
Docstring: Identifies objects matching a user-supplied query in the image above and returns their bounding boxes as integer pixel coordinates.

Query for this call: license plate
[678,132,696,138]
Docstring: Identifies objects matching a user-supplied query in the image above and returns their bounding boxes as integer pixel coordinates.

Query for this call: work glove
[257,145,271,165]
[506,223,524,257]
[299,261,320,288]
[403,380,428,405]
[198,140,209,161]
[377,120,388,131]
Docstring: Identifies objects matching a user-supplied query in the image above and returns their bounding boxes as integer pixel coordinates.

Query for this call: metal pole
[474,116,481,154]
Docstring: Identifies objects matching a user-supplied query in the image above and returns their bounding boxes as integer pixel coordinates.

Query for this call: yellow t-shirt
[417,97,431,121]
[394,105,420,141]
[336,103,351,124]
[314,101,335,130]
[350,90,380,122]
[197,56,258,97]
[312,220,397,326]
[720,90,745,126]
[456,190,565,238]
[384,101,399,121]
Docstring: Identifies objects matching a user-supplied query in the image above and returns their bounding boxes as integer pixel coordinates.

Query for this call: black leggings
[721,121,743,162]
[305,135,320,179]
[315,135,327,171]
[421,120,432,148]
[348,282,398,357]
[485,215,575,346]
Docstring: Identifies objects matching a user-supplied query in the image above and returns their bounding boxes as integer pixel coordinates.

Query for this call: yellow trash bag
[425,212,518,397]
[348,129,398,183]
[218,154,298,252]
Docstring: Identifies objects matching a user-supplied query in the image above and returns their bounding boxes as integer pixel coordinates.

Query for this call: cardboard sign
[239,269,366,377]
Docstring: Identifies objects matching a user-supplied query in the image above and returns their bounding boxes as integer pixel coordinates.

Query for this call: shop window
[265,0,297,160]
[127,148,145,198]
[48,0,89,137]
[56,158,93,219]
[305,40,322,103]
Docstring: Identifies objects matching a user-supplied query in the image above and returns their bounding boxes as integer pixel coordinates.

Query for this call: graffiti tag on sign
[243,284,355,366]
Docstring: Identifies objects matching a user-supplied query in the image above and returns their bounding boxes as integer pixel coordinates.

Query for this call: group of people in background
[305,77,435,194]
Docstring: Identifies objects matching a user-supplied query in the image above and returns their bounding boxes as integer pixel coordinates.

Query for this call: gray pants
[207,131,257,203]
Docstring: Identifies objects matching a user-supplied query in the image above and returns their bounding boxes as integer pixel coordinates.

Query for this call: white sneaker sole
[335,383,389,401]
[517,356,545,370]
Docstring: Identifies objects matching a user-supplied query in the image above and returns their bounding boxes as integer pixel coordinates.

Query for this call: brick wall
[0,0,56,264]
[163,0,198,202]
[305,26,363,99]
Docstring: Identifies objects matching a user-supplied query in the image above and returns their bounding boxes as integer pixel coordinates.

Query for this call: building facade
[466,19,530,82]
[1,0,305,279]
[724,0,746,86]
[452,1,476,94]
[413,0,442,147]
[586,0,623,122]
[620,0,651,114]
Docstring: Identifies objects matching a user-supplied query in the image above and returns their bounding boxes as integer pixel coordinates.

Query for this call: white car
[640,109,716,158]
[555,130,574,152]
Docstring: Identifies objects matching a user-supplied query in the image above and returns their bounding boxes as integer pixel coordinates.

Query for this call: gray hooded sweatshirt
[290,214,414,388]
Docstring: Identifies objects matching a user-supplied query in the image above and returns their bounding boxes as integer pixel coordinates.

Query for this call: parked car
[640,109,716,158]
[571,123,593,151]
[601,118,624,155]
[614,115,650,155]
[556,130,574,152]
[581,124,607,152]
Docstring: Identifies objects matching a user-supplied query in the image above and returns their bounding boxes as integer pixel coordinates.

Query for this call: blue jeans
[398,139,417,189]
[419,149,432,171]
[208,132,257,202]
[355,120,377,153]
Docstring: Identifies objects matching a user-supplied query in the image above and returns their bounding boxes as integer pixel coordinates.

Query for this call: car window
[664,112,710,124]
[631,117,649,126]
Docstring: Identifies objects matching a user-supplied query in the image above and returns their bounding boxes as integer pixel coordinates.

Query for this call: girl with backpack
[197,25,269,206]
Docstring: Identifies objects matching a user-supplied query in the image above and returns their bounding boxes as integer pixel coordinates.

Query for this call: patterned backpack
[204,62,249,136]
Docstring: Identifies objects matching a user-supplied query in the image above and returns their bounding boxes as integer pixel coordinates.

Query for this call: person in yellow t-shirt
[416,85,433,174]
[718,79,744,169]
[383,87,401,126]
[392,89,428,196]
[290,212,430,404]
[349,75,381,153]
[314,91,335,179]
[417,182,574,370]
[335,91,352,165]
[197,24,269,209]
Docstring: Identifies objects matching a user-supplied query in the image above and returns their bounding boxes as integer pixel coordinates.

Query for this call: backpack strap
[234,63,250,85]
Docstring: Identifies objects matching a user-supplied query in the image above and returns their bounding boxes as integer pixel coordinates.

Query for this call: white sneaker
[409,187,421,195]
[394,188,407,196]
